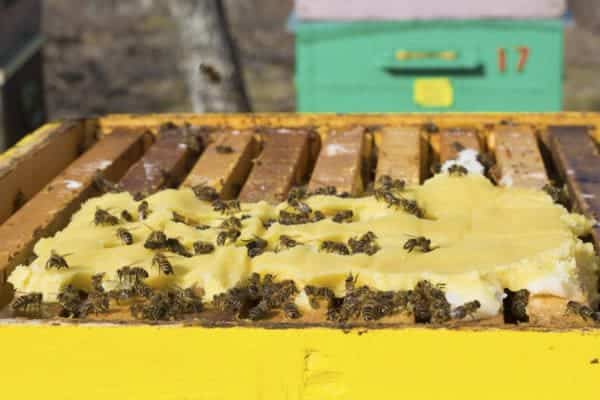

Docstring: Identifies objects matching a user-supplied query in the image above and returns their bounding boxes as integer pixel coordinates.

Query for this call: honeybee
[320,240,350,255]
[76,301,97,318]
[338,294,362,321]
[361,299,381,321]
[216,144,234,154]
[447,164,468,177]
[90,292,110,313]
[312,186,337,196]
[283,302,301,319]
[166,237,193,257]
[266,280,298,308]
[93,171,122,194]
[138,201,150,220]
[212,199,241,214]
[57,285,86,317]
[94,207,119,226]
[278,235,300,251]
[348,231,379,255]
[400,199,424,218]
[134,283,155,299]
[289,198,312,215]
[117,266,149,285]
[245,272,262,299]
[542,183,569,208]
[374,188,402,208]
[403,236,433,253]
[345,273,358,293]
[172,211,199,227]
[311,210,325,222]
[216,228,241,246]
[91,273,105,293]
[219,216,242,230]
[510,289,530,322]
[287,186,308,202]
[193,240,215,255]
[414,280,446,298]
[192,183,219,202]
[278,210,309,225]
[392,290,411,310]
[175,287,204,314]
[430,298,451,324]
[130,267,149,283]
[152,253,174,275]
[565,301,599,322]
[78,291,110,317]
[121,210,134,222]
[411,293,432,323]
[332,210,353,223]
[45,250,71,270]
[12,292,43,314]
[130,293,170,321]
[116,266,132,283]
[304,285,334,309]
[143,225,168,249]
[248,299,271,321]
[451,300,481,320]
[116,227,134,245]
[212,292,239,314]
[243,236,268,258]
[376,175,405,192]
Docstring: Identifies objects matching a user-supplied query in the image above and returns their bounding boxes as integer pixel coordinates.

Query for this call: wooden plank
[493,126,548,189]
[181,130,257,199]
[0,121,88,225]
[0,129,148,283]
[239,129,311,203]
[375,126,425,185]
[119,128,200,196]
[548,125,600,246]
[439,128,481,162]
[307,126,365,195]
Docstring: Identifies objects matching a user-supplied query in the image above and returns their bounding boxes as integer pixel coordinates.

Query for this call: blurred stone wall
[42,0,600,118]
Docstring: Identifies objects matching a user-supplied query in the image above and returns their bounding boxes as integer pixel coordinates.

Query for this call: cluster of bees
[212,273,300,320]
[14,170,595,327]
[320,231,379,256]
[305,275,481,324]
[373,175,424,218]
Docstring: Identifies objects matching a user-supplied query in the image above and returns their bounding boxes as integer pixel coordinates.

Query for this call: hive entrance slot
[383,65,485,77]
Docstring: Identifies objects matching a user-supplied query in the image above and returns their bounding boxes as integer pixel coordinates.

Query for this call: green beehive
[295,20,563,112]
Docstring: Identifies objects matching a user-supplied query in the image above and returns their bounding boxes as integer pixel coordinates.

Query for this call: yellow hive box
[1,113,600,399]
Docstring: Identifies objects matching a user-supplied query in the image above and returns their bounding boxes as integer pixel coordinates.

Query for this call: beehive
[1,113,600,399]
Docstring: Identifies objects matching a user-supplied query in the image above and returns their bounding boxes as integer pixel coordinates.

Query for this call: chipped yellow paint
[0,325,599,399]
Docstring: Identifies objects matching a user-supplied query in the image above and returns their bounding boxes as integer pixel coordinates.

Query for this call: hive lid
[295,0,566,21]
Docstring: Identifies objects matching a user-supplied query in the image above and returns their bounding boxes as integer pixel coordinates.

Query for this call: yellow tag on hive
[413,78,453,108]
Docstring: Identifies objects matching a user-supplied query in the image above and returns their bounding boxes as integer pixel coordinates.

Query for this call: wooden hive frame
[1,113,600,399]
